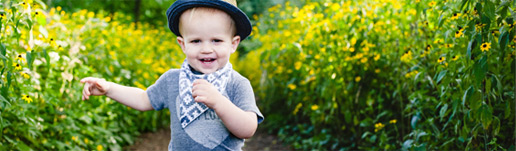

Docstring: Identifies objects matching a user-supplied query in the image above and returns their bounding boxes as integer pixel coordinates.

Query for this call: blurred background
[0,0,514,150]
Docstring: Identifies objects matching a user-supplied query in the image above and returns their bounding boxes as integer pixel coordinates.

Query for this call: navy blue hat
[166,0,252,40]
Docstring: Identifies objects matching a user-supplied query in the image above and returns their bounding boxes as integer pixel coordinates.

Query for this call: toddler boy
[80,0,263,150]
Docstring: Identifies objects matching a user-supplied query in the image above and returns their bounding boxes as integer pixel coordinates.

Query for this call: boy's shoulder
[229,70,250,85]
[156,68,181,82]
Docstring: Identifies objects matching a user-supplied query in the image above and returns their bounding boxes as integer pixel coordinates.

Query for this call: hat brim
[166,0,252,40]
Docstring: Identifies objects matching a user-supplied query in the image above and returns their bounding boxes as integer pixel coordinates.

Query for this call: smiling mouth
[200,58,216,63]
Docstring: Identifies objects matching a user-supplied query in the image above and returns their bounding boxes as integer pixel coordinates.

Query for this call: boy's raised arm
[80,77,154,111]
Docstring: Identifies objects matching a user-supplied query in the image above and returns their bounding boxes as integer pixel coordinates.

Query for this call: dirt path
[125,127,291,151]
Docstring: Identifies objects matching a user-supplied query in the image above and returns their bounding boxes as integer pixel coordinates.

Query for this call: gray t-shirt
[147,69,264,151]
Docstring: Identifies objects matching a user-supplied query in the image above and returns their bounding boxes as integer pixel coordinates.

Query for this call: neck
[189,65,204,75]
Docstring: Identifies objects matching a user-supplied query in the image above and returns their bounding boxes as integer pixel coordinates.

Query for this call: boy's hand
[80,77,111,100]
[191,79,227,109]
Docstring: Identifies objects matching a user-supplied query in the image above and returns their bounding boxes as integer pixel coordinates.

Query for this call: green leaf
[462,86,474,106]
[0,94,7,103]
[437,14,444,28]
[480,104,493,129]
[467,38,476,59]
[436,70,447,84]
[440,104,448,120]
[459,0,469,11]
[17,141,32,151]
[26,50,33,69]
[492,117,500,136]
[473,55,487,85]
[411,113,420,129]
[0,43,6,57]
[483,0,496,20]
[498,31,509,52]
[344,110,352,123]
[505,101,512,119]
[403,139,414,150]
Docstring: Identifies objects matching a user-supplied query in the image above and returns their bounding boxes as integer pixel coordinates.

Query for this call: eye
[212,39,223,43]
[190,39,201,43]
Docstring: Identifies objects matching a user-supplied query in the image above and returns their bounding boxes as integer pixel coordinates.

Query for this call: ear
[177,36,186,53]
[231,35,241,54]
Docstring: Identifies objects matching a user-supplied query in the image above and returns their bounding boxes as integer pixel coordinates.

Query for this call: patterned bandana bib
[178,59,232,128]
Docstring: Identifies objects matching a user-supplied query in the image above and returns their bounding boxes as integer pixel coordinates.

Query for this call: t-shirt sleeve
[146,69,177,111]
[230,77,264,124]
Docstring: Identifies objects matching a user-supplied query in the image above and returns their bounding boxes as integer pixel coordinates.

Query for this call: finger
[191,89,199,98]
[85,82,92,96]
[192,79,201,86]
[193,79,208,85]
[83,85,91,100]
[80,77,96,83]
[194,96,207,103]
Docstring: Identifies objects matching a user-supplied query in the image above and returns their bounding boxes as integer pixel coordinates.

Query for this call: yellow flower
[374,122,385,132]
[293,103,302,115]
[56,6,62,11]
[21,72,30,79]
[451,13,461,20]
[375,69,380,73]
[405,70,418,78]
[389,119,397,124]
[21,2,29,9]
[104,17,111,22]
[311,105,319,111]
[84,138,89,144]
[428,1,436,7]
[16,54,26,62]
[13,63,22,70]
[480,42,491,52]
[475,23,486,31]
[48,38,56,47]
[288,84,296,90]
[87,12,95,18]
[22,95,32,103]
[97,145,103,151]
[294,61,302,70]
[455,30,463,38]
[400,51,413,63]
[452,55,459,61]
[438,57,445,63]
[374,54,380,61]
[72,136,77,141]
[355,76,361,82]
[360,57,368,63]
[330,3,340,11]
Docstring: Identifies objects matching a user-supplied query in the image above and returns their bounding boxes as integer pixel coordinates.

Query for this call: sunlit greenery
[0,0,514,150]
[242,0,515,150]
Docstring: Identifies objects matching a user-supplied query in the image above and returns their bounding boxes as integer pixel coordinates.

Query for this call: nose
[200,43,214,54]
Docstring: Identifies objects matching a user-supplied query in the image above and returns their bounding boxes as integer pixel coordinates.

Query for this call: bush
[242,0,515,150]
[0,0,181,150]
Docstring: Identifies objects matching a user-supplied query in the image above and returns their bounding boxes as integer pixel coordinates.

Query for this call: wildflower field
[0,0,515,150]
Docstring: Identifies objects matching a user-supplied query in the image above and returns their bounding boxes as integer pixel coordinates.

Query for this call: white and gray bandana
[178,59,232,128]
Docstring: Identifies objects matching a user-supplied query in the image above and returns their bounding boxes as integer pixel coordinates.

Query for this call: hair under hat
[166,0,252,40]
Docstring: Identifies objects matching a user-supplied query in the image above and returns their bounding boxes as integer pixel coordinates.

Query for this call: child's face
[177,8,240,74]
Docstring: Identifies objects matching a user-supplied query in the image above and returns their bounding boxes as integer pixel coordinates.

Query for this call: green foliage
[241,0,515,150]
[46,0,174,26]
[0,0,178,150]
